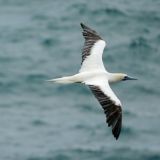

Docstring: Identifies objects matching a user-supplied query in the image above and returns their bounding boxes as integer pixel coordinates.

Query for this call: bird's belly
[74,71,107,83]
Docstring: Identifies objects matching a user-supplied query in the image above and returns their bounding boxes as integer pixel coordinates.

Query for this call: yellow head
[110,73,137,83]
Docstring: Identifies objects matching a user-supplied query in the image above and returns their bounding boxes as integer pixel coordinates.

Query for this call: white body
[48,40,122,106]
[49,71,116,84]
[47,23,136,139]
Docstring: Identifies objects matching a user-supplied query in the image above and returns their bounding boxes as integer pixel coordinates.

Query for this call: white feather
[79,40,107,73]
[84,76,121,106]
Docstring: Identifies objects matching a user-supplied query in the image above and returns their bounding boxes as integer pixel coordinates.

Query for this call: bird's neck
[108,73,123,83]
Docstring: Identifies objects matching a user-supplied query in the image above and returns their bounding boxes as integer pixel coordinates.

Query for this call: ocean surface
[0,0,160,159]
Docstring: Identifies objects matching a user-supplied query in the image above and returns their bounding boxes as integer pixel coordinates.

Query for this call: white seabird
[48,23,137,140]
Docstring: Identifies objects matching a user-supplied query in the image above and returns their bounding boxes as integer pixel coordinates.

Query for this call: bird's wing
[85,77,122,140]
[79,23,107,73]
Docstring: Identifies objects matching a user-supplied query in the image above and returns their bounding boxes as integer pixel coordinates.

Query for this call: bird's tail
[47,76,77,84]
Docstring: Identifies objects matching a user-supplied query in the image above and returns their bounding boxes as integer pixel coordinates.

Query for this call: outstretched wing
[85,77,122,140]
[79,23,107,73]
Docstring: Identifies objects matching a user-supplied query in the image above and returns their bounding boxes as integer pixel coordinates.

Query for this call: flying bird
[48,23,137,140]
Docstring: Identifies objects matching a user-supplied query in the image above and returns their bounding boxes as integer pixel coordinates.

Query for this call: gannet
[48,23,137,140]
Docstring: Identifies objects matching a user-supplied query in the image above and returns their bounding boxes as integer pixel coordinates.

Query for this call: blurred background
[0,0,160,159]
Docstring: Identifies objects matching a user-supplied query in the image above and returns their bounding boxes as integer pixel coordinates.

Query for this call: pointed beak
[125,76,138,80]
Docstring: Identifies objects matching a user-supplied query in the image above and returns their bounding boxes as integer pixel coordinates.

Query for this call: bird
[48,23,137,140]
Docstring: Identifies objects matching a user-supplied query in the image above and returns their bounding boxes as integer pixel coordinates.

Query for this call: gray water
[0,0,160,159]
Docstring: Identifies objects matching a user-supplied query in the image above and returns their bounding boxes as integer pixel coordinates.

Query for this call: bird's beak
[125,76,138,80]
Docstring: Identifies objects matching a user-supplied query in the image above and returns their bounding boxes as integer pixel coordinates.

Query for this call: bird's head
[109,73,137,83]
[117,73,138,81]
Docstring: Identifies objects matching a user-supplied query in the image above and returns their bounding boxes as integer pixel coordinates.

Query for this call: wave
[26,147,160,160]
[104,8,126,16]
[129,36,151,49]
[92,7,127,17]
[41,38,59,47]
[135,84,160,96]
[122,126,136,136]
[31,119,48,127]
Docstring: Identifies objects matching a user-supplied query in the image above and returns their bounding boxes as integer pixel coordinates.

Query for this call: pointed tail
[47,76,75,84]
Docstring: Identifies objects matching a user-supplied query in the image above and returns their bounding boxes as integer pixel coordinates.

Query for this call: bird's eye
[123,76,128,81]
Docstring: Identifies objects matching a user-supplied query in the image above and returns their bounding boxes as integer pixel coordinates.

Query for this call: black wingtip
[80,22,85,29]
[113,132,120,140]
[80,22,102,39]
[112,122,121,140]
